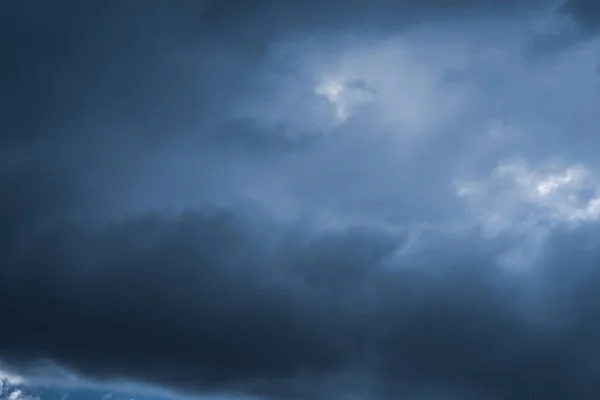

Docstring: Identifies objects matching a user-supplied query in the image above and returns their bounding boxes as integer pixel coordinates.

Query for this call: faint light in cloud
[456,158,600,231]
[313,36,470,134]
[8,389,28,400]
[534,165,588,195]
[315,77,349,123]
[0,370,25,386]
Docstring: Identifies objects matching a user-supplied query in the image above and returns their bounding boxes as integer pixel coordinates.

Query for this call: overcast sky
[2,1,600,399]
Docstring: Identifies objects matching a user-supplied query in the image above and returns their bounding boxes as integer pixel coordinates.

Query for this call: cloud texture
[2,1,600,399]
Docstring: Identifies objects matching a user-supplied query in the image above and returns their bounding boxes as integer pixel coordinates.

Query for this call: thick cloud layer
[3,210,600,400]
[2,1,600,399]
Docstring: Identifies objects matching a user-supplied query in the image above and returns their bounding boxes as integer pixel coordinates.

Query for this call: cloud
[199,0,541,43]
[0,372,38,400]
[209,118,319,154]
[561,0,600,32]
[3,0,600,399]
[527,0,600,56]
[2,207,600,399]
[456,158,600,230]
[0,371,24,387]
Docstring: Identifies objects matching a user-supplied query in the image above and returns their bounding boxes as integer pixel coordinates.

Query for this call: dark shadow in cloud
[528,0,600,57]
[0,1,146,146]
[0,0,260,151]
[344,79,378,94]
[200,0,547,37]
[209,118,321,154]
[2,206,600,399]
[561,0,600,33]
[439,68,470,87]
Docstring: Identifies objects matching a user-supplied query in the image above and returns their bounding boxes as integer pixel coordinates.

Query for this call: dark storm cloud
[528,0,600,56]
[561,0,600,33]
[199,0,545,44]
[0,0,273,153]
[3,0,600,400]
[2,210,600,400]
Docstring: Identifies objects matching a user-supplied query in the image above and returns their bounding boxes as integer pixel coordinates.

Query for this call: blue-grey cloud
[2,1,600,400]
[527,0,600,56]
[2,209,600,400]
[561,0,600,32]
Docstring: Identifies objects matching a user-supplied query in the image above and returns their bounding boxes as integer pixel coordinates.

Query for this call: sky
[2,0,600,399]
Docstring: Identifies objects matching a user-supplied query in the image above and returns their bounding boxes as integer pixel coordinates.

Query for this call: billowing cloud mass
[2,1,600,399]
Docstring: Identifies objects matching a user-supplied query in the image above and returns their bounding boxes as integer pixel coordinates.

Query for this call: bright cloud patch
[314,76,377,124]
[454,158,600,270]
[456,158,600,234]
[0,372,24,388]
[0,372,35,400]
[315,78,347,122]
[312,37,470,132]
